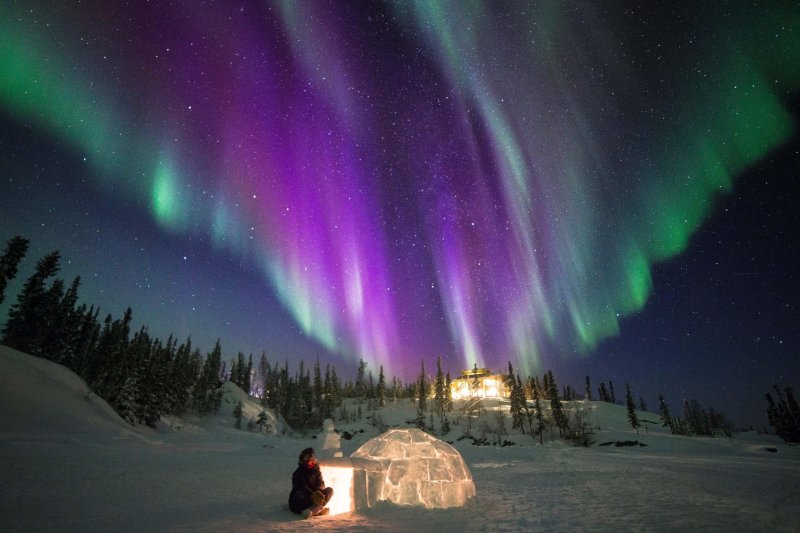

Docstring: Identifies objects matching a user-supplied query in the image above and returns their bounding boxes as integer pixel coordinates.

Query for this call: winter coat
[288,462,326,513]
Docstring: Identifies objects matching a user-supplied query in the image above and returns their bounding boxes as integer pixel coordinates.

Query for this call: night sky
[1,1,798,428]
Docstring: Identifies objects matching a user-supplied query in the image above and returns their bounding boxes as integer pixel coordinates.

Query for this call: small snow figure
[288,447,333,518]
[317,418,343,458]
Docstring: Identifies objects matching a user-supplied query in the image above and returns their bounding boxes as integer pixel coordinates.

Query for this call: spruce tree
[235,352,246,387]
[229,357,238,386]
[507,362,524,432]
[547,370,568,437]
[531,378,545,444]
[598,382,609,403]
[625,383,639,434]
[195,339,223,413]
[0,236,29,305]
[435,357,450,434]
[313,357,323,422]
[322,364,334,418]
[416,359,427,430]
[167,338,195,417]
[89,308,133,400]
[50,276,84,368]
[786,387,800,425]
[74,304,101,379]
[376,365,386,408]
[445,371,453,410]
[766,386,800,443]
[517,375,534,436]
[244,354,253,395]
[330,365,342,410]
[2,250,61,354]
[585,376,593,401]
[355,359,367,404]
[658,394,675,433]
[257,351,270,402]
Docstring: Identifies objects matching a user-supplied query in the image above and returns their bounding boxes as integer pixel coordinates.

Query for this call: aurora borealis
[1,1,798,424]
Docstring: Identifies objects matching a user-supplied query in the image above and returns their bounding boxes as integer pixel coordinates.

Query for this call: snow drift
[0,345,134,439]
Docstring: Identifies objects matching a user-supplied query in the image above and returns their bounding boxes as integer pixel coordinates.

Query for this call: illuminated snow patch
[350,428,475,509]
[319,459,354,516]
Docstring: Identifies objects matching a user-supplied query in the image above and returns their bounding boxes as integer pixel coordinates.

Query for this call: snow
[1,344,799,532]
[317,418,343,458]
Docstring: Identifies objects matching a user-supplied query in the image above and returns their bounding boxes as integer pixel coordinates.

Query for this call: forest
[2,236,797,443]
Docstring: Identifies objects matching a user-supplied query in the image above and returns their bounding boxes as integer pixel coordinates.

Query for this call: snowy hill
[0,345,136,440]
[1,346,799,532]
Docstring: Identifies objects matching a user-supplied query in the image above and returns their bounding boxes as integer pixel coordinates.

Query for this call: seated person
[288,447,333,518]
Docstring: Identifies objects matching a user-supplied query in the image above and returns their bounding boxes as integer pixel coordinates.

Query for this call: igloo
[349,428,475,509]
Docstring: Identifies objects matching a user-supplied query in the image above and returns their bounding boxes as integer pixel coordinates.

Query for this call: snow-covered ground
[1,345,798,532]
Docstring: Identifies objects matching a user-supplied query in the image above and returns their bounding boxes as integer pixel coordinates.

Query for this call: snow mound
[350,428,475,509]
[219,382,281,434]
[0,345,134,440]
[176,381,284,435]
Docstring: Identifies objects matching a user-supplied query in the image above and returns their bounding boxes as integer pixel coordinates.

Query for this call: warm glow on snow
[319,464,354,516]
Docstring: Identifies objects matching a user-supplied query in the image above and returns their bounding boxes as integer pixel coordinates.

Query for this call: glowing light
[319,462,354,516]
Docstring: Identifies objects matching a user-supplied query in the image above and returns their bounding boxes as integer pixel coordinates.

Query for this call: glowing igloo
[349,428,475,509]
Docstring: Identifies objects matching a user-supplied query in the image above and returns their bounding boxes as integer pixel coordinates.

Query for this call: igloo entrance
[350,428,475,509]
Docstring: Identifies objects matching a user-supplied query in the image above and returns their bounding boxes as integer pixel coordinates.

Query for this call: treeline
[0,236,739,439]
[655,394,733,436]
[0,236,406,431]
[0,237,226,426]
[252,354,408,432]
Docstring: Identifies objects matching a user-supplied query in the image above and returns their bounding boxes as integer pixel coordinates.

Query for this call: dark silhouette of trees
[376,365,387,408]
[625,383,639,434]
[508,362,524,432]
[547,370,568,438]
[0,236,29,305]
[766,385,800,443]
[531,377,545,444]
[658,394,675,434]
[2,250,62,355]
[434,357,450,435]
[3,238,750,439]
[415,359,428,430]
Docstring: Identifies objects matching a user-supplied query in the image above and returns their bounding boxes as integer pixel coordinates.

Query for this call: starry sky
[1,1,798,428]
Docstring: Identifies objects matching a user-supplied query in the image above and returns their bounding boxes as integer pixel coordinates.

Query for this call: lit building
[450,367,510,400]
